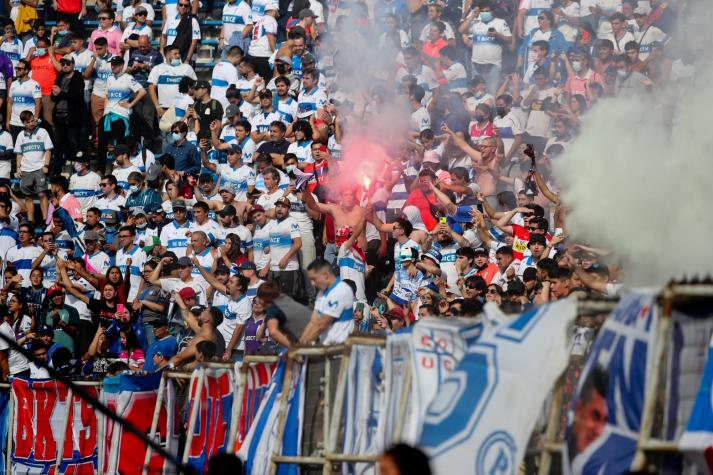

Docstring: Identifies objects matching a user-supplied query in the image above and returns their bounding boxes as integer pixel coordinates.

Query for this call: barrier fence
[0,285,711,474]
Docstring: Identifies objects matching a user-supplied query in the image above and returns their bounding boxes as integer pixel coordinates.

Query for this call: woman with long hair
[119,328,145,370]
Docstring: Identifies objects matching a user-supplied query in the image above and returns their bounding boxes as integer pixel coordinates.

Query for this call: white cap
[633,5,648,15]
[265,1,279,10]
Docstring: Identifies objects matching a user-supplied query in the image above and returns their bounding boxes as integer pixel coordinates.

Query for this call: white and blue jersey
[218,163,255,201]
[160,220,192,255]
[69,171,102,215]
[9,78,41,127]
[190,219,221,245]
[92,55,114,98]
[191,247,214,287]
[210,60,240,109]
[268,217,300,272]
[106,73,144,118]
[337,244,366,302]
[212,290,230,315]
[250,110,281,137]
[237,136,256,164]
[71,49,95,93]
[218,294,251,348]
[113,165,140,190]
[315,279,355,345]
[250,0,268,21]
[0,130,14,179]
[162,15,201,48]
[0,217,18,262]
[0,37,22,67]
[297,86,327,119]
[443,62,468,95]
[252,221,273,270]
[95,194,126,219]
[161,0,179,20]
[432,241,459,286]
[15,127,53,172]
[115,245,147,301]
[391,267,425,305]
[53,229,73,259]
[520,0,552,36]
[221,1,252,47]
[148,62,197,108]
[4,244,42,287]
[286,139,313,164]
[276,96,298,125]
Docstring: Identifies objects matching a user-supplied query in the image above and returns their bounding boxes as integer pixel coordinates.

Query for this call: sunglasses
[99,16,112,20]
[537,16,546,20]
[465,284,480,290]
[178,3,190,6]
[15,67,26,71]
[486,288,499,294]
[100,183,110,187]
[136,11,147,15]
[60,60,73,65]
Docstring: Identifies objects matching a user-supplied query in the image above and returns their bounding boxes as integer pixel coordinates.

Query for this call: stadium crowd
[0,0,693,380]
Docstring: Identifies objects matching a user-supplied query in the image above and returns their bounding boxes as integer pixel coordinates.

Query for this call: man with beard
[304,186,367,248]
[474,247,498,285]
[267,198,302,297]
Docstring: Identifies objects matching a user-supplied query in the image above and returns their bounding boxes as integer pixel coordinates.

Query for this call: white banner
[375,331,412,449]
[419,299,577,475]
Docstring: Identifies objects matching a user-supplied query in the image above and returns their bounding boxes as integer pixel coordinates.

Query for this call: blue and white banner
[419,298,577,475]
[238,359,306,475]
[679,332,713,473]
[375,331,412,450]
[563,291,659,475]
[406,317,483,443]
[342,344,383,475]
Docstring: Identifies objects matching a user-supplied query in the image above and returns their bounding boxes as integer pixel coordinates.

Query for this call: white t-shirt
[221,1,252,47]
[268,216,301,271]
[91,55,114,98]
[9,78,41,127]
[106,73,144,118]
[410,106,431,132]
[523,86,557,138]
[338,244,366,302]
[162,15,201,47]
[210,60,240,109]
[469,18,511,66]
[160,277,208,304]
[122,3,156,22]
[248,15,277,58]
[315,279,355,345]
[218,163,255,201]
[218,294,252,349]
[252,221,273,270]
[115,244,147,301]
[0,321,29,375]
[148,62,197,108]
[15,127,53,172]
[519,0,553,36]
[69,171,102,214]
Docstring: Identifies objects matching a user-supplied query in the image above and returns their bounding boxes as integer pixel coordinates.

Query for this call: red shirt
[470,121,495,142]
[57,0,82,13]
[29,53,62,95]
[304,160,329,192]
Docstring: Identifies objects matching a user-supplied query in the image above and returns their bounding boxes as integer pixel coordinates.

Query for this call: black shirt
[193,99,223,140]
[257,138,290,157]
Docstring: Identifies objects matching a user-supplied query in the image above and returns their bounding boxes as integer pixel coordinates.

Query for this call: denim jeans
[473,62,502,96]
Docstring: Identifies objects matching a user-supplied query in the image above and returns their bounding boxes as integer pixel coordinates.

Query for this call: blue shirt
[144,335,178,372]
[164,140,201,175]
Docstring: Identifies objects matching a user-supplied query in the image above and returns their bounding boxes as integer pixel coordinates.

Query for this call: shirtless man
[441,124,499,201]
[304,186,367,248]
[166,292,224,368]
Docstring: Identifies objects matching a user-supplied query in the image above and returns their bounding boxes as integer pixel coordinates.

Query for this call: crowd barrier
[0,284,712,474]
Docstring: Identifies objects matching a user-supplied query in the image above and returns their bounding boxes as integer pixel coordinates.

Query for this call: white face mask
[129,185,140,193]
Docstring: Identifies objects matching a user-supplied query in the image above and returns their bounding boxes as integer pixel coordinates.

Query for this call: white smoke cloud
[555,4,713,286]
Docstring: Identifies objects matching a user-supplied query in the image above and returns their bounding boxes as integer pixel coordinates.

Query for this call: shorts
[20,169,48,195]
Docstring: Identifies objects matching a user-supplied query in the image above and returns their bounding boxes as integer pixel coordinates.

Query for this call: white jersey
[91,54,114,98]
[0,321,29,374]
[160,219,192,255]
[276,96,298,125]
[337,244,366,302]
[189,219,221,244]
[9,78,41,127]
[115,244,147,301]
[315,279,355,345]
[248,14,277,58]
[113,165,141,190]
[218,163,255,201]
[121,21,153,41]
[469,18,511,66]
[190,247,214,288]
[0,216,18,261]
[235,75,264,118]
[519,0,553,36]
[250,110,281,137]
[221,1,252,47]
[162,15,201,48]
[4,244,42,287]
[297,86,327,119]
[69,171,102,215]
[286,140,313,164]
[161,0,178,20]
[0,130,14,179]
[148,62,197,108]
[86,250,111,275]
[635,25,668,60]
[71,49,95,93]
[15,127,53,173]
[443,62,468,95]
[410,106,431,132]
[252,221,273,270]
[95,194,126,216]
[218,294,252,349]
[122,2,156,22]
[0,37,23,67]
[210,60,240,109]
[106,73,144,118]
[268,217,300,272]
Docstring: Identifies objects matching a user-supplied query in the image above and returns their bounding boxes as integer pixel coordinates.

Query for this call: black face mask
[495,107,507,117]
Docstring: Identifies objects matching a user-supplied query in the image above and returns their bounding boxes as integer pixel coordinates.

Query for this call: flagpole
[182,367,206,467]
[143,373,167,475]
[227,362,245,451]
[54,386,73,473]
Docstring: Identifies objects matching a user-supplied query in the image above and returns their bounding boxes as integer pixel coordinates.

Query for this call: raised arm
[190,255,227,293]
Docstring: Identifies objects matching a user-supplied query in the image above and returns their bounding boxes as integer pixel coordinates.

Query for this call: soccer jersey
[106,73,144,118]
[160,220,192,255]
[190,247,214,287]
[210,60,240,109]
[92,55,114,98]
[15,127,52,172]
[297,86,327,119]
[268,217,300,271]
[9,78,41,127]
[115,245,147,301]
[218,294,251,349]
[221,1,252,47]
[276,96,298,125]
[218,163,255,201]
[162,15,201,48]
[252,221,273,270]
[248,14,277,58]
[148,62,197,108]
[69,171,102,214]
[0,37,23,67]
[5,244,42,287]
[337,244,366,301]
[315,279,354,345]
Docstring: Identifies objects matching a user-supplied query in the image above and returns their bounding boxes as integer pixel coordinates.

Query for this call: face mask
[617,69,627,78]
[286,164,296,174]
[171,132,182,142]
[57,29,68,36]
[496,106,506,117]
[129,185,140,193]
[474,90,485,99]
[105,225,117,232]
[136,222,148,229]
[479,11,493,22]
[73,162,84,172]
[475,114,488,122]
[571,61,582,72]
[35,48,46,56]
[170,58,181,66]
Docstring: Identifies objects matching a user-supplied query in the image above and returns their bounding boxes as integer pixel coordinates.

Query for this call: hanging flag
[238,360,306,475]
[103,371,179,475]
[679,332,713,472]
[563,291,659,475]
[342,344,383,475]
[405,317,483,443]
[185,367,235,472]
[375,331,412,450]
[11,377,98,474]
[234,361,278,452]
[419,298,577,475]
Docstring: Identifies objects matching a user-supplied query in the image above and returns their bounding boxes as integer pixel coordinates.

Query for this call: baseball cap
[422,248,441,263]
[215,264,230,274]
[190,305,206,315]
[102,210,119,224]
[275,197,291,207]
[129,207,146,217]
[48,286,64,298]
[301,52,316,64]
[218,204,236,217]
[145,203,164,214]
[142,235,161,252]
[633,5,647,15]
[258,89,272,99]
[110,56,125,66]
[177,256,192,267]
[149,317,168,327]
[299,8,314,19]
[385,307,406,321]
[399,248,415,261]
[225,104,241,118]
[146,162,161,182]
[178,287,197,300]
[134,5,148,14]
[527,234,547,247]
[219,185,236,195]
[194,80,210,90]
[84,230,101,241]
[172,199,187,210]
[451,205,475,223]
[238,261,257,271]
[61,54,74,63]
[249,204,265,215]
[113,144,130,156]
[473,247,488,255]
